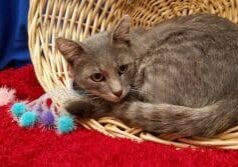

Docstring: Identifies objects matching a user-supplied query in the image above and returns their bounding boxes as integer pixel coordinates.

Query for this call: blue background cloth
[0,0,31,69]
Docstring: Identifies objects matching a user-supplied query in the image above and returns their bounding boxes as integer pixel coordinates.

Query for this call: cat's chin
[87,89,128,103]
[102,95,123,103]
[100,92,127,103]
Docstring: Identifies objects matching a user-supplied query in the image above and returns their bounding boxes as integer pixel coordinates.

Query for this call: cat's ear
[111,15,131,45]
[56,37,85,65]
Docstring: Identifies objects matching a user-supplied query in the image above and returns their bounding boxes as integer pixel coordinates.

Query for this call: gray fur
[56,14,238,137]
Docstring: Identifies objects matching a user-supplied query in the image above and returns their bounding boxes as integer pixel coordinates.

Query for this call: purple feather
[40,111,55,127]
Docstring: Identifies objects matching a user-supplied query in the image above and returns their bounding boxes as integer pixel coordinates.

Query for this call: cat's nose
[113,90,123,97]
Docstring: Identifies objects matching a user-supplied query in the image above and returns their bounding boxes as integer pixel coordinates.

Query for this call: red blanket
[1,65,238,167]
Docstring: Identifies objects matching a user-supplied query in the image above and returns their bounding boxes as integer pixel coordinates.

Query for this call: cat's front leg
[64,99,113,119]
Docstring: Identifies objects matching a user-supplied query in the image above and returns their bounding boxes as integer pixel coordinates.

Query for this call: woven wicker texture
[28,0,238,149]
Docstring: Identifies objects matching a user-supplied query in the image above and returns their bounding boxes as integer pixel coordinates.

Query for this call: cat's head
[56,15,137,102]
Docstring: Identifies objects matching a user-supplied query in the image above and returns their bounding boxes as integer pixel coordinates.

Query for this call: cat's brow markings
[100,69,109,77]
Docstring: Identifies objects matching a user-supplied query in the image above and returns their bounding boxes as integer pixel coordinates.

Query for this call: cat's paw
[64,101,96,118]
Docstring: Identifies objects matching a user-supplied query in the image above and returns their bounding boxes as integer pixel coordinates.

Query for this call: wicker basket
[28,0,238,149]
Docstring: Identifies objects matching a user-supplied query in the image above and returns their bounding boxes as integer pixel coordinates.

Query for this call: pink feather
[0,87,16,106]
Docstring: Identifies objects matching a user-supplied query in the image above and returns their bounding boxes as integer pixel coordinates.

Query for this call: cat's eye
[118,64,128,75]
[90,73,105,82]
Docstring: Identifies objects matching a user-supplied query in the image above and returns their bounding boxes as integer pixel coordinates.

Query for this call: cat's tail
[113,99,238,137]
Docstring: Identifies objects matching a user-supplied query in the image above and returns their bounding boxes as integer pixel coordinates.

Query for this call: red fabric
[1,65,238,167]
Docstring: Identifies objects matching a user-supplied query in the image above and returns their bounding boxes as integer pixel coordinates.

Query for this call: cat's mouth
[105,92,127,102]
[92,90,127,103]
[106,86,131,102]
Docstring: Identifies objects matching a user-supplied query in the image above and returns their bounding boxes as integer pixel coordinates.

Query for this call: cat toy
[9,81,83,134]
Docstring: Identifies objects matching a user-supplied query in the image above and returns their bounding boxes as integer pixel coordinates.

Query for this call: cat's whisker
[130,88,146,95]
[90,97,102,101]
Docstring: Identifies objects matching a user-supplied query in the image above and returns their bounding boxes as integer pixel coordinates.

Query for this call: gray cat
[56,14,238,137]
